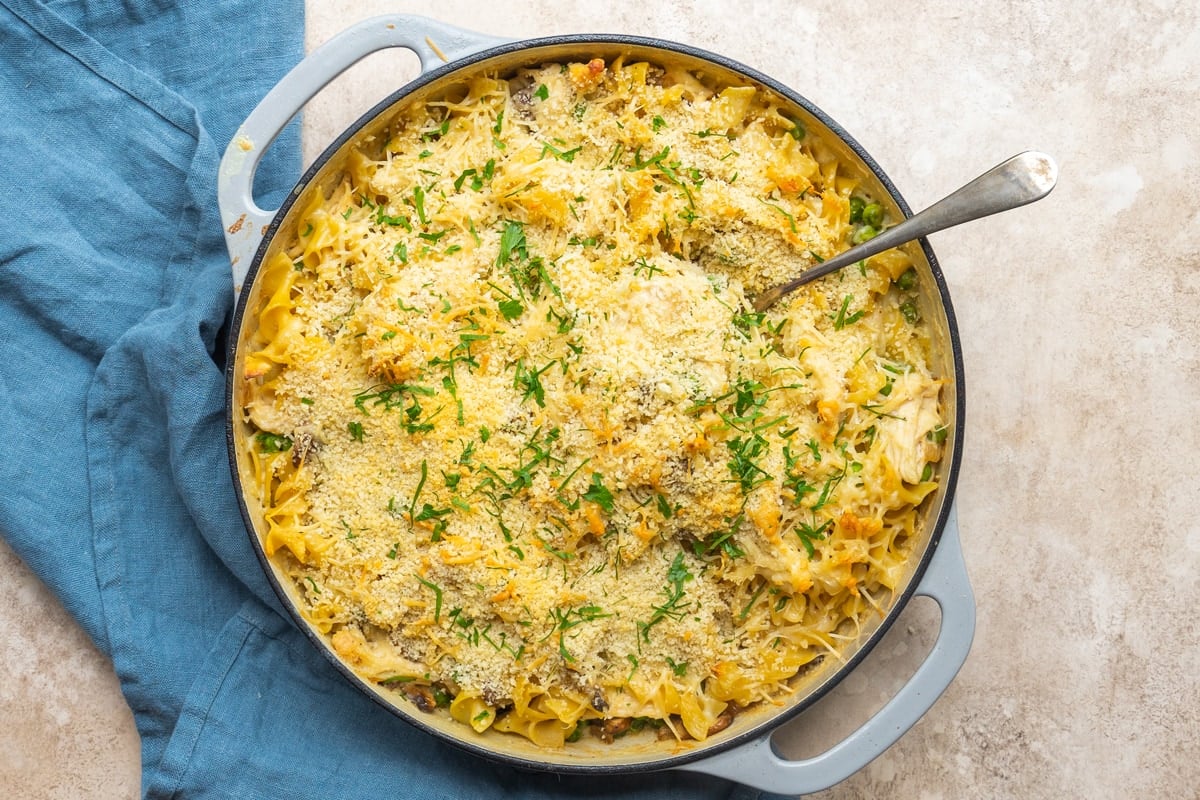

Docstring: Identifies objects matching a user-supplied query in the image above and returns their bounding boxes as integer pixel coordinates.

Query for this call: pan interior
[229,36,962,772]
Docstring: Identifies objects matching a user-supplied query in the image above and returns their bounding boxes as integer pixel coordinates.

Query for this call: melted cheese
[239,57,946,747]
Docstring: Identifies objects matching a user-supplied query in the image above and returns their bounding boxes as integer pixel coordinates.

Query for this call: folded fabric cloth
[0,2,767,796]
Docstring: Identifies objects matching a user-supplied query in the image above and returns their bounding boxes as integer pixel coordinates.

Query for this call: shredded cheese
[238,57,946,749]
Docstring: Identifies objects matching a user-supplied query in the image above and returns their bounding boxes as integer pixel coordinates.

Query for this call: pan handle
[678,506,975,795]
[217,15,508,296]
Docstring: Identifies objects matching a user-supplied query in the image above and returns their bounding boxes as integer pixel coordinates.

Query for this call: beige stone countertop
[3,2,1197,798]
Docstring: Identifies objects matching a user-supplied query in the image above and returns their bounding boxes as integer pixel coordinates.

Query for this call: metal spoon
[752,151,1058,312]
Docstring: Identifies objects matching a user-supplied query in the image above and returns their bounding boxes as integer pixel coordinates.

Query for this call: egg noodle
[237,56,946,749]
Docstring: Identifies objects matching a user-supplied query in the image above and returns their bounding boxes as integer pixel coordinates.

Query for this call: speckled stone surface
[3,2,1198,797]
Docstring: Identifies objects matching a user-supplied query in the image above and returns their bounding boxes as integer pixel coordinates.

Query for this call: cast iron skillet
[217,15,974,796]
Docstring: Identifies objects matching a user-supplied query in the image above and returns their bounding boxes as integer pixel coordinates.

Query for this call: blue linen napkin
[0,2,768,796]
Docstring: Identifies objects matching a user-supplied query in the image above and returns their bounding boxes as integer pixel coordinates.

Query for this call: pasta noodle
[236,56,946,748]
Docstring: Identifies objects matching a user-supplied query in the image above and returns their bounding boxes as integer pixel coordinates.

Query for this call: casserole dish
[218,15,974,795]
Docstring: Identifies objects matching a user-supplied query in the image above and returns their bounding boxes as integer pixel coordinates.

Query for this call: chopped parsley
[255,432,292,454]
[833,295,866,330]
[794,518,831,557]
[496,220,527,268]
[638,552,694,642]
[415,574,443,621]
[497,298,524,320]
[581,472,615,513]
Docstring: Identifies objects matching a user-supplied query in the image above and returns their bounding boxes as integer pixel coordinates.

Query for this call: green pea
[862,202,884,228]
[899,299,920,324]
[255,432,293,454]
[852,225,878,244]
[848,196,866,223]
[896,267,917,291]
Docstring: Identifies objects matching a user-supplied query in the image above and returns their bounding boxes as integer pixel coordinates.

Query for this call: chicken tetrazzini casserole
[237,56,947,749]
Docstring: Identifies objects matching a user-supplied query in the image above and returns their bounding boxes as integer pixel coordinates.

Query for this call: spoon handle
[752,151,1058,311]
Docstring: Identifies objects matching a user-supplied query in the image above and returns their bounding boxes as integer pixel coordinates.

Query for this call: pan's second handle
[678,506,975,795]
[217,15,507,295]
